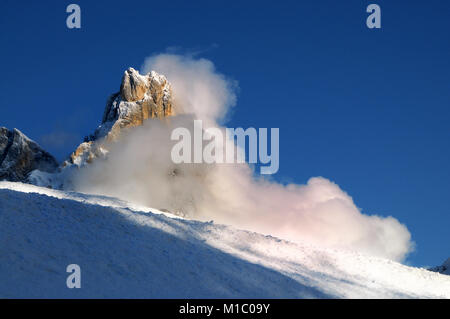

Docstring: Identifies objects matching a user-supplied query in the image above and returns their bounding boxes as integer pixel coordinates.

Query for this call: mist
[72,53,413,262]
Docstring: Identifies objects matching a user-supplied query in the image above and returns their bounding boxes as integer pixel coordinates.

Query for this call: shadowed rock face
[67,68,174,166]
[0,128,58,182]
[429,258,450,276]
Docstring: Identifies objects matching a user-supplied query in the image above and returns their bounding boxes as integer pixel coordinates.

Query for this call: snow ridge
[1,182,449,298]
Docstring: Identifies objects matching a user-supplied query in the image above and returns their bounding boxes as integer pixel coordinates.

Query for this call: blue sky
[0,0,449,267]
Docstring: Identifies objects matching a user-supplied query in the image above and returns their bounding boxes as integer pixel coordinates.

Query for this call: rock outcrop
[0,128,58,182]
[428,258,450,276]
[66,68,174,166]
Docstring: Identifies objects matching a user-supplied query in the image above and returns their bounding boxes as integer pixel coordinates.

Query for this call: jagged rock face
[67,68,174,166]
[106,68,173,126]
[120,68,148,102]
[0,128,58,182]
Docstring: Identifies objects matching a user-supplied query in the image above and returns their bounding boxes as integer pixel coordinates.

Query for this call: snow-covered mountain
[1,181,449,298]
[0,68,174,190]
[23,68,175,189]
[65,67,173,168]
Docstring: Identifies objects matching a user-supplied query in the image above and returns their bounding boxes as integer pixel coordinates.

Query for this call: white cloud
[72,54,414,262]
[141,54,237,125]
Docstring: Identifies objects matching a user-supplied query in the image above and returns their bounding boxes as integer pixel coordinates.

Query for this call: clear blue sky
[0,0,449,267]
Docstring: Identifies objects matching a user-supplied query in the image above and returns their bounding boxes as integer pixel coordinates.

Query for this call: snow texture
[0,181,449,298]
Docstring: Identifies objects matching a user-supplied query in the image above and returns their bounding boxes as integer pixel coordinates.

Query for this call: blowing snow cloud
[72,53,414,262]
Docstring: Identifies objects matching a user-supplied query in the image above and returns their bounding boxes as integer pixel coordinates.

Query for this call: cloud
[72,54,414,262]
[141,53,238,124]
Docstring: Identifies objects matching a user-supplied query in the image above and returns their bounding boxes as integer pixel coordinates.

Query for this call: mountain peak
[67,68,174,167]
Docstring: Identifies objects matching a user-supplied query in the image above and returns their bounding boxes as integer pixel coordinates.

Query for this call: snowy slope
[0,181,449,298]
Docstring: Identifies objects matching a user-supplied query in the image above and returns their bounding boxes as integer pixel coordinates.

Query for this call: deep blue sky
[0,0,449,267]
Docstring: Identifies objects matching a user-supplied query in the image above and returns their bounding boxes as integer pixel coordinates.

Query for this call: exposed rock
[66,68,174,167]
[103,68,173,138]
[0,128,58,182]
[428,258,450,276]
[120,68,149,102]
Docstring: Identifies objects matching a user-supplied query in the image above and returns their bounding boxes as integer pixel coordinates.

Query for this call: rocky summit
[66,67,174,166]
[0,128,58,182]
